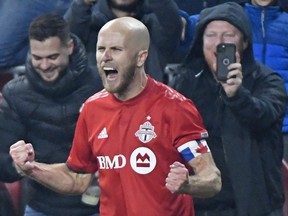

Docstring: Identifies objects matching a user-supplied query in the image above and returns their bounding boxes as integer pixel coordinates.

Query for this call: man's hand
[165,161,189,194]
[220,62,243,97]
[220,52,243,97]
[9,140,35,176]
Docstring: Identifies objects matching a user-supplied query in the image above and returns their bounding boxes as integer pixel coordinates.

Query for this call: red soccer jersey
[67,77,208,216]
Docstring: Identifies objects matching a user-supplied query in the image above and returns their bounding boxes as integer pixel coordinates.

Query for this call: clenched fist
[9,140,35,176]
[165,161,189,194]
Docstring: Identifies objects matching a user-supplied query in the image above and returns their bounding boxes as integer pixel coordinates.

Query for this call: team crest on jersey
[135,121,157,143]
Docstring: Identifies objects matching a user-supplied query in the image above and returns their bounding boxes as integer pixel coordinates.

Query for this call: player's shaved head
[98,17,150,52]
[96,17,150,101]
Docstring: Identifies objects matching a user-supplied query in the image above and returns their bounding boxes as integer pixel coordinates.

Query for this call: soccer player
[9,17,221,216]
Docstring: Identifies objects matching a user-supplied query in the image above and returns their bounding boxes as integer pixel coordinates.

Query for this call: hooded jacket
[65,0,182,82]
[180,1,288,134]
[0,35,101,215]
[175,2,286,215]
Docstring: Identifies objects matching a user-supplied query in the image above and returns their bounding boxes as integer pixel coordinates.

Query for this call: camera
[216,43,236,81]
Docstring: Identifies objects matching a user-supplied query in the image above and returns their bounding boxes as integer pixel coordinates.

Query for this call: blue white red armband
[177,139,210,162]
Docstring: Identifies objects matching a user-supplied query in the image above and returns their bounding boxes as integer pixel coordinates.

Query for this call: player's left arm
[165,146,221,198]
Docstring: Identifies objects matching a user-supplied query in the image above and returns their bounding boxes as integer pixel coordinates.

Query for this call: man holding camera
[174,2,286,216]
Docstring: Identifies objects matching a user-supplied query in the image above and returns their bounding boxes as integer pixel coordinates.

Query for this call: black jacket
[175,2,287,216]
[65,0,182,82]
[0,35,101,215]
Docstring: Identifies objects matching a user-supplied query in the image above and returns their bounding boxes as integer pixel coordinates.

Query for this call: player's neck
[114,73,148,101]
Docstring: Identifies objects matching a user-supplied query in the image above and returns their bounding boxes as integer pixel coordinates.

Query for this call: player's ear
[137,50,148,68]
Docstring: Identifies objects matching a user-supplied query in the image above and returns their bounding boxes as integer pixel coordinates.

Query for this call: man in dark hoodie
[64,0,182,83]
[0,13,102,216]
[174,2,286,216]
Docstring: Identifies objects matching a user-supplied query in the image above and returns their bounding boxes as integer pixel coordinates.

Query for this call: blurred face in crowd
[251,0,276,7]
[30,37,73,83]
[202,20,247,75]
[109,0,140,11]
[110,0,138,6]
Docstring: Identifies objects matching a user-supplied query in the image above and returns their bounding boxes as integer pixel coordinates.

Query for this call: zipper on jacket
[261,9,267,64]
[216,85,230,164]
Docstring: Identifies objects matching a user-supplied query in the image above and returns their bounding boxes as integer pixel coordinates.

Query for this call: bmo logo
[130,147,156,174]
[97,155,126,169]
[96,147,156,174]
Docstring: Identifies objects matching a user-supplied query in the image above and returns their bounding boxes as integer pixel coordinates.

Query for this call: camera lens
[223,58,230,65]
[218,44,225,52]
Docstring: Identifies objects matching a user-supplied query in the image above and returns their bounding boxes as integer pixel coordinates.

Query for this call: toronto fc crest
[135,120,157,143]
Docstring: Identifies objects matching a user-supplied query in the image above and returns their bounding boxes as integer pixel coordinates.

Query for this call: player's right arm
[9,140,93,195]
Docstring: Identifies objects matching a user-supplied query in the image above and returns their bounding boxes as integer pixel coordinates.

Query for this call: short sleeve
[171,98,208,148]
[66,103,98,173]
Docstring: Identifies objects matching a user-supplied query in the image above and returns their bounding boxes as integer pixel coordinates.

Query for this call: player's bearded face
[99,61,136,94]
[96,29,140,95]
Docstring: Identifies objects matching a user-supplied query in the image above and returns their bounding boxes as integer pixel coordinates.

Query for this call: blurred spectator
[174,0,206,14]
[0,13,101,216]
[65,0,182,82]
[241,0,288,162]
[0,0,72,70]
[174,2,286,215]
[174,0,245,15]
[279,0,288,11]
